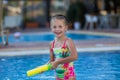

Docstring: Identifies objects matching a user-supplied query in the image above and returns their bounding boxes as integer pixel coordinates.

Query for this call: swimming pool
[0,32,111,43]
[0,50,120,80]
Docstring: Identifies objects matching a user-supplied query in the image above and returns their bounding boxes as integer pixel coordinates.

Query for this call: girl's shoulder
[66,37,74,43]
[49,40,54,47]
[49,38,56,44]
[49,40,54,44]
[66,38,75,46]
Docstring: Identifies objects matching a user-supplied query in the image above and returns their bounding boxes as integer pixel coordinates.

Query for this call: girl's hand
[51,61,59,69]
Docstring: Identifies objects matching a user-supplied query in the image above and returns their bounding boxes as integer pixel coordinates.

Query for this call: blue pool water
[0,50,120,80]
[0,33,111,43]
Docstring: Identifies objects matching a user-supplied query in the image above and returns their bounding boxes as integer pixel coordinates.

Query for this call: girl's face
[51,19,68,38]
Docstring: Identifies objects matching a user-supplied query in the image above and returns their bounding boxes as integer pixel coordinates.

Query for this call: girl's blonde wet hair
[50,14,69,25]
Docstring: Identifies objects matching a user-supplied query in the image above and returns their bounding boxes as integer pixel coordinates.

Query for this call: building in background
[24,0,47,28]
[2,0,120,30]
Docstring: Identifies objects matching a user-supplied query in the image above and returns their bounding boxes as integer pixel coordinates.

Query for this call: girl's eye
[59,25,62,28]
[53,26,56,29]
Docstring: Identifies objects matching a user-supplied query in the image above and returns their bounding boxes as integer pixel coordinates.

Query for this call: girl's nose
[56,27,60,30]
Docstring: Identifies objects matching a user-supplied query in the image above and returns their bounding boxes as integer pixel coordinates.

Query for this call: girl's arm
[49,42,54,63]
[51,38,78,69]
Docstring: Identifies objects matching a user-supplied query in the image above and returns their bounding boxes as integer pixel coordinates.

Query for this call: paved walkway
[0,29,120,56]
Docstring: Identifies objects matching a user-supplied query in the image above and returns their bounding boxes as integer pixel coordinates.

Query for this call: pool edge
[0,46,120,56]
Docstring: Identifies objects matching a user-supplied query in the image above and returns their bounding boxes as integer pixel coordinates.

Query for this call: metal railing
[98,14,120,29]
[0,0,9,46]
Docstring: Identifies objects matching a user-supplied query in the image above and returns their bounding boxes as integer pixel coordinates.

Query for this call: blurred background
[0,0,120,46]
[0,1,120,80]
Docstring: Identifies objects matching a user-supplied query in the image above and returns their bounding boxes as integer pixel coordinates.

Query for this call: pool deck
[0,29,120,56]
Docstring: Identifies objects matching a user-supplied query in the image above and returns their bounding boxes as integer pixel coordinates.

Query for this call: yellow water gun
[27,63,52,77]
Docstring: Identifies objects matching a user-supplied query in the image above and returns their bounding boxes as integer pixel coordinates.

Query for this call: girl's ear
[65,25,68,31]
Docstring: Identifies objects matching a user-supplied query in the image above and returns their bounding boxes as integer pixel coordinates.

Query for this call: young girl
[49,14,78,80]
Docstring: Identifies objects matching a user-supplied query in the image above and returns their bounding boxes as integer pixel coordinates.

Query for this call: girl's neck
[56,35,67,42]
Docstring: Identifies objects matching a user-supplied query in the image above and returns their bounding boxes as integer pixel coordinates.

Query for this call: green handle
[48,63,52,70]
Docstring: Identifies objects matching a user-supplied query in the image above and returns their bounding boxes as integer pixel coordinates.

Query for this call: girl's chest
[53,48,70,58]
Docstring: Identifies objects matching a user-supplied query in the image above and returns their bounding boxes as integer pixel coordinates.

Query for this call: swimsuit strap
[62,38,68,49]
[52,40,55,48]
[50,40,55,53]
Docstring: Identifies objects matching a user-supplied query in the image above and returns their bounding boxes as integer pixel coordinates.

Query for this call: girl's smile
[54,31,62,36]
[54,31,61,35]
